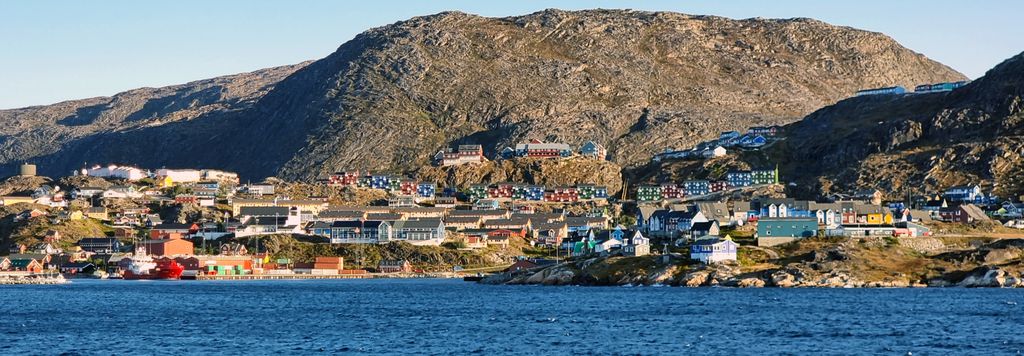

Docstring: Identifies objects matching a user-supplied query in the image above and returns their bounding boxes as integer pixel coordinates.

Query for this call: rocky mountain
[0,9,965,181]
[774,51,1024,199]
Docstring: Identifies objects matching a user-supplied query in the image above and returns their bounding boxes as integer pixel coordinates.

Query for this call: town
[1,131,1021,285]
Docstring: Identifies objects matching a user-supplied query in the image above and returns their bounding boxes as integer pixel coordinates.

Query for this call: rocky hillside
[771,51,1024,199]
[416,157,624,195]
[0,9,964,181]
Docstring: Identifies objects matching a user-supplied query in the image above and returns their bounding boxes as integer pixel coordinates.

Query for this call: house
[306,221,333,237]
[689,221,720,240]
[697,202,731,226]
[731,201,752,226]
[84,164,146,181]
[445,216,482,230]
[709,181,728,193]
[702,146,727,158]
[939,204,990,224]
[14,209,46,222]
[756,217,818,247]
[390,219,446,245]
[751,168,778,185]
[648,210,708,237]
[434,196,457,208]
[78,238,124,253]
[576,184,609,200]
[719,131,741,144]
[43,230,61,243]
[150,223,199,239]
[329,220,389,244]
[747,126,778,137]
[943,185,982,202]
[738,134,768,148]
[683,180,710,196]
[416,182,436,199]
[1001,202,1024,218]
[506,259,539,273]
[725,171,753,188]
[7,258,43,273]
[73,187,106,199]
[637,185,662,202]
[388,195,417,208]
[436,144,486,166]
[85,207,108,220]
[922,197,948,211]
[60,262,97,274]
[244,183,276,196]
[855,86,907,96]
[621,231,650,257]
[656,183,680,200]
[690,236,738,264]
[532,222,568,247]
[852,189,884,205]
[219,243,248,256]
[473,199,501,210]
[327,170,361,186]
[513,140,573,159]
[543,187,579,203]
[580,141,607,160]
[378,260,413,273]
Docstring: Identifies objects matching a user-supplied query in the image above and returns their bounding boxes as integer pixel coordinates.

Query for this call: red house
[660,184,683,199]
[328,171,360,186]
[710,181,728,193]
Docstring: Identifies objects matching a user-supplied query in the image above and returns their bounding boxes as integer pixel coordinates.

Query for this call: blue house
[943,185,981,202]
[739,135,767,148]
[370,175,391,189]
[756,217,818,239]
[417,182,436,198]
[683,180,710,196]
[726,171,752,188]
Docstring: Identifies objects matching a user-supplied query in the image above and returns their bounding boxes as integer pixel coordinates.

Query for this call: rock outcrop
[770,51,1024,199]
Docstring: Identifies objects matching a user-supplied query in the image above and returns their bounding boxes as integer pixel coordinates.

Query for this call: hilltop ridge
[0,9,964,181]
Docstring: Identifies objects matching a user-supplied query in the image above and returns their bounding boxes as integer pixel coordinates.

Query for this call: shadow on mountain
[57,102,111,126]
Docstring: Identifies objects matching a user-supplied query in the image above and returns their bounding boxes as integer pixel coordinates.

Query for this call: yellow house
[0,196,36,206]
[67,210,84,221]
[157,175,175,188]
[85,207,109,220]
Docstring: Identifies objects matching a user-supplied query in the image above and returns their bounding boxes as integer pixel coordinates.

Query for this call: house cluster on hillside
[466,183,610,203]
[496,139,607,161]
[636,194,933,249]
[637,168,778,201]
[855,80,971,97]
[652,127,779,162]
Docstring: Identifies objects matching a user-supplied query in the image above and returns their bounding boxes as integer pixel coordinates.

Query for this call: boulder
[737,278,766,288]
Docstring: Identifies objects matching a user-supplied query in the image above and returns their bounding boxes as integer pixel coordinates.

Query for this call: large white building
[156,169,203,183]
[84,165,147,181]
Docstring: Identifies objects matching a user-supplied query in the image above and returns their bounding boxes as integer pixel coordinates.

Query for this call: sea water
[3,279,1023,354]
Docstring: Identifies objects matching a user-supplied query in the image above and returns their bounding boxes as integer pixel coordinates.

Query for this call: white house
[689,236,738,264]
[622,231,650,257]
[702,146,727,158]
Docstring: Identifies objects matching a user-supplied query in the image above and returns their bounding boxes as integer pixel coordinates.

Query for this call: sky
[1,0,1021,109]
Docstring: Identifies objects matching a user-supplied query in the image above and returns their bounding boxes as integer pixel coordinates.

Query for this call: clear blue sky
[1,0,1021,109]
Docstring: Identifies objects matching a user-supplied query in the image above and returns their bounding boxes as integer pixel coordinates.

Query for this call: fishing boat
[121,247,184,280]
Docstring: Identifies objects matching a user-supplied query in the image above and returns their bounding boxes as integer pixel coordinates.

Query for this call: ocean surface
[3,279,1023,355]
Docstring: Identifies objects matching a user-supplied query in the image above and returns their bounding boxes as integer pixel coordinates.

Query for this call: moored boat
[121,247,184,280]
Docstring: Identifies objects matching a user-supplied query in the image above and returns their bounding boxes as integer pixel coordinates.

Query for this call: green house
[637,185,662,202]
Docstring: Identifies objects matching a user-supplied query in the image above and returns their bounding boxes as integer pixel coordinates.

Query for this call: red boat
[121,247,185,280]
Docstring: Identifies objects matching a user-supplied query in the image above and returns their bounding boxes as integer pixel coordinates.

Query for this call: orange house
[138,239,194,256]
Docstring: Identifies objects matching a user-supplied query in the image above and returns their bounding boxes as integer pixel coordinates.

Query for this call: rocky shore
[481,237,1024,288]
[0,274,68,285]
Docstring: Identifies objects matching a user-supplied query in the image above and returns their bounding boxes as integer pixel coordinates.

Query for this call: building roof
[153,223,194,231]
[394,219,444,229]
[690,221,717,231]
[961,204,990,221]
[239,206,291,217]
